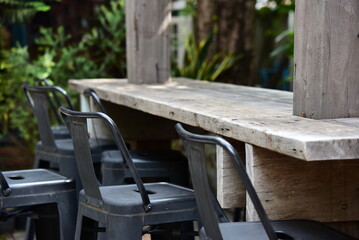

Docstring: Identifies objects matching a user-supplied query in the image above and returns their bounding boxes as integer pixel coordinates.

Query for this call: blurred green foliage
[83,0,126,77]
[173,28,240,81]
[256,0,295,88]
[0,0,54,24]
[0,0,126,151]
[257,0,295,59]
[270,29,294,59]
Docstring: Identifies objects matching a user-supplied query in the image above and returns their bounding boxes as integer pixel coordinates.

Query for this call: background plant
[256,0,295,89]
[82,0,126,77]
[172,29,240,81]
[0,0,53,24]
[0,0,126,155]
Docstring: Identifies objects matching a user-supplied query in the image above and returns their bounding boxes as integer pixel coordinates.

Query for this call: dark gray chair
[21,83,116,194]
[83,88,190,187]
[0,168,76,240]
[175,123,355,240]
[59,106,199,239]
[33,78,71,139]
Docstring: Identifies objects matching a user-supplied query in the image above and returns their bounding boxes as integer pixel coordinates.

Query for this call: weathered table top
[69,78,359,161]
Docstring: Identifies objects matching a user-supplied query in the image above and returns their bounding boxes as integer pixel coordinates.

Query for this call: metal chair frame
[21,83,115,193]
[0,169,76,240]
[59,106,199,239]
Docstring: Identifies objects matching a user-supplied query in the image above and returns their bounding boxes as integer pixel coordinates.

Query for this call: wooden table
[70,78,359,237]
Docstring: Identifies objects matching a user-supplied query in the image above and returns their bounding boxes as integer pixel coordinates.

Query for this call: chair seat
[79,182,196,215]
[0,168,77,239]
[200,220,354,240]
[51,125,70,139]
[2,169,74,197]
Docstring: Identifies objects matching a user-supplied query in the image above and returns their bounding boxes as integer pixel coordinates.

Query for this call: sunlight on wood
[142,234,151,240]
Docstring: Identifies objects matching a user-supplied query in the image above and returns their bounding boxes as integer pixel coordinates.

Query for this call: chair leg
[24,217,35,240]
[74,205,85,240]
[105,216,143,240]
[59,160,82,195]
[57,193,77,240]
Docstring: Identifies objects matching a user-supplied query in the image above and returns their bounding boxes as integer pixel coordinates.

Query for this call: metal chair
[21,83,116,194]
[175,123,355,240]
[84,88,194,240]
[83,88,190,187]
[33,78,71,139]
[0,168,76,240]
[59,106,199,239]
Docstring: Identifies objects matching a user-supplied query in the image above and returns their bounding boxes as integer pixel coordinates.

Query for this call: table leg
[217,140,245,208]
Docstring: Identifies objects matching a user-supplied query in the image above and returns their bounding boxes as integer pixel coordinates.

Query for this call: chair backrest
[59,106,152,212]
[35,79,67,125]
[22,83,74,149]
[83,88,107,114]
[175,123,278,240]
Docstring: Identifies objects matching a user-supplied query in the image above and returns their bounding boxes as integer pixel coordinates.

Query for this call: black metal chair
[0,168,76,240]
[21,83,116,194]
[32,78,71,139]
[59,106,199,239]
[175,123,355,240]
[83,88,190,187]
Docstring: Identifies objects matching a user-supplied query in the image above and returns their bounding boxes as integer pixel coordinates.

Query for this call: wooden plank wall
[125,0,172,84]
[293,0,359,119]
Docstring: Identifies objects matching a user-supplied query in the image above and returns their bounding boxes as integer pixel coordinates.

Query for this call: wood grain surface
[294,0,359,119]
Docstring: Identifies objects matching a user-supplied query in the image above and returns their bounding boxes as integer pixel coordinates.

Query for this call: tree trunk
[217,0,256,86]
[194,0,215,42]
[194,0,256,86]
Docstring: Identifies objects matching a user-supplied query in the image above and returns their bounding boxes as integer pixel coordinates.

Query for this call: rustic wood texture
[245,144,359,237]
[125,0,171,84]
[70,78,359,233]
[217,140,245,208]
[69,78,359,161]
[294,0,359,119]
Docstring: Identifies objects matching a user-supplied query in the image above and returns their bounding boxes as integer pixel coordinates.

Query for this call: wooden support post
[245,143,359,238]
[125,0,172,84]
[293,0,359,119]
[217,141,245,208]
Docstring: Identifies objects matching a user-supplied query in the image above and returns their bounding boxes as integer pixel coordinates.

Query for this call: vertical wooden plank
[125,0,172,84]
[293,0,359,119]
[245,144,359,225]
[80,94,112,139]
[217,141,245,208]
